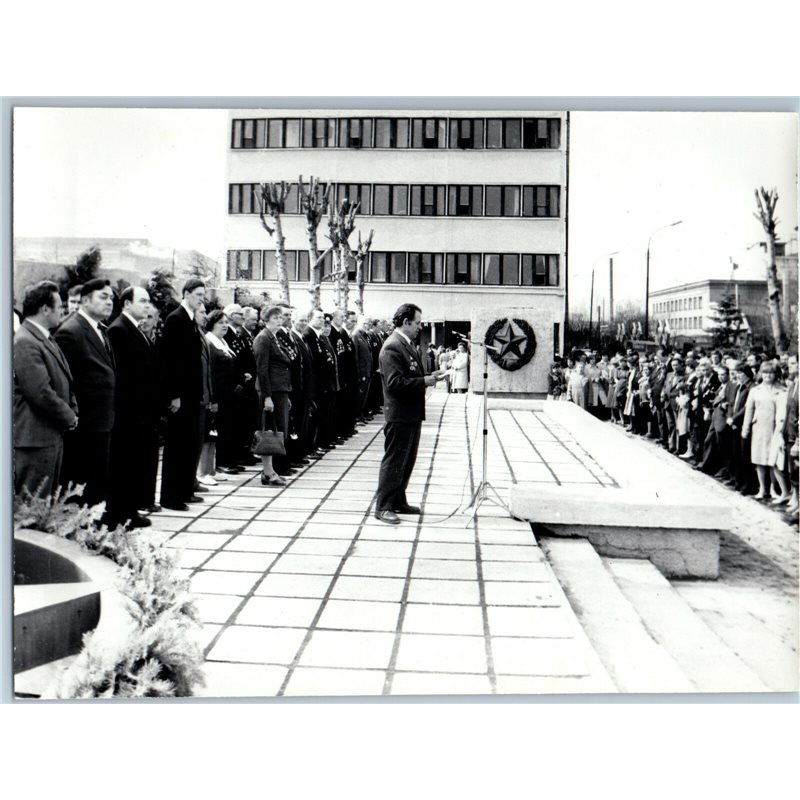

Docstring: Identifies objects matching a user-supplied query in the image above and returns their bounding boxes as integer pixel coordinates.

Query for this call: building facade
[650,278,773,347]
[222,110,568,373]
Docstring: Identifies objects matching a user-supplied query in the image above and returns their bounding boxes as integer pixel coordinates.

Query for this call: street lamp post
[644,220,682,341]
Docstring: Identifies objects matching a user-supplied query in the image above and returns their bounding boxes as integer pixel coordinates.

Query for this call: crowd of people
[12,277,397,529]
[550,345,799,524]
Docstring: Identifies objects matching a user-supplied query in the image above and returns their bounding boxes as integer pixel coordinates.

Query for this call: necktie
[98,323,113,360]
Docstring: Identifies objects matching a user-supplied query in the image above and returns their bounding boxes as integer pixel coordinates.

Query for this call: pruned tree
[754,187,788,354]
[255,181,292,305]
[353,228,374,315]
[298,175,333,310]
[332,198,359,312]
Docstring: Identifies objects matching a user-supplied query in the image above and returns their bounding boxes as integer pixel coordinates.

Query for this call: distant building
[221,109,568,361]
[13,237,221,302]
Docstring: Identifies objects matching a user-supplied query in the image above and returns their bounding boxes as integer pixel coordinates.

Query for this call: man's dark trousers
[376,421,421,512]
[161,402,203,505]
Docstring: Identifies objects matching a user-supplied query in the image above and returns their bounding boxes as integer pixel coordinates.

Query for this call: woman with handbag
[253,305,292,487]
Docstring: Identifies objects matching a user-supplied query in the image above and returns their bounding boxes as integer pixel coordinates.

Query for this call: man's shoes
[275,466,296,476]
[139,503,162,514]
[187,495,205,504]
[129,514,152,529]
[216,465,242,475]
[261,472,287,487]
[193,484,209,493]
[292,458,311,466]
[160,501,189,511]
[394,504,421,515]
[375,509,401,525]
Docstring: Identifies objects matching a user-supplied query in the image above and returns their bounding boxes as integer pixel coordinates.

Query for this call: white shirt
[180,300,195,320]
[123,310,151,342]
[27,319,51,339]
[395,330,413,347]
[78,308,106,347]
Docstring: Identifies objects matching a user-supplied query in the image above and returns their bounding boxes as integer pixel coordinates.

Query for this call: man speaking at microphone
[374,303,445,525]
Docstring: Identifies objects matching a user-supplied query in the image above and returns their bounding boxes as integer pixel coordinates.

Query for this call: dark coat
[277,327,301,394]
[730,380,753,431]
[352,330,373,383]
[291,328,314,398]
[224,325,257,393]
[208,340,236,407]
[253,327,292,398]
[303,327,337,397]
[13,321,78,447]
[336,327,358,389]
[159,305,204,405]
[710,381,738,432]
[379,331,427,424]
[784,379,798,445]
[107,313,159,429]
[53,312,115,433]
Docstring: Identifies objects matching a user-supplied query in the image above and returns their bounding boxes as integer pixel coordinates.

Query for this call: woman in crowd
[439,347,454,393]
[205,309,239,480]
[195,306,219,487]
[566,359,589,408]
[548,361,565,400]
[742,361,790,502]
[609,360,629,424]
[451,342,469,393]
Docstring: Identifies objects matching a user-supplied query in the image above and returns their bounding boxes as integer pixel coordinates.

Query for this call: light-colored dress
[742,383,787,467]
[451,351,469,391]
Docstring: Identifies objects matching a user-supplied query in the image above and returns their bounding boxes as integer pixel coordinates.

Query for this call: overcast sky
[12,107,797,314]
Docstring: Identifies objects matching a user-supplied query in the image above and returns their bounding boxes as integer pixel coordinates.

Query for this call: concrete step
[671,582,799,692]
[540,537,695,693]
[604,558,770,693]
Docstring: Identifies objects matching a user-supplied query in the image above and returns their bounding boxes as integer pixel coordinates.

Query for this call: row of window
[231,117,561,151]
[663,317,704,331]
[229,182,560,218]
[654,295,703,314]
[227,250,560,287]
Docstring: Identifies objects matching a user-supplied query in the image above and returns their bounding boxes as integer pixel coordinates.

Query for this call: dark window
[320,250,333,278]
[284,251,297,280]
[408,253,443,284]
[389,252,407,282]
[232,119,265,149]
[284,119,301,148]
[446,253,482,285]
[522,185,560,217]
[284,183,299,214]
[487,119,522,149]
[485,186,521,216]
[227,250,261,281]
[521,254,559,286]
[263,251,278,281]
[447,185,482,216]
[336,183,371,215]
[374,118,410,148]
[553,323,560,357]
[302,118,336,147]
[371,252,388,283]
[391,185,408,215]
[522,118,560,149]
[411,118,446,148]
[229,184,240,213]
[484,253,519,285]
[297,251,310,282]
[339,118,373,148]
[410,185,446,216]
[230,183,258,214]
[448,118,484,149]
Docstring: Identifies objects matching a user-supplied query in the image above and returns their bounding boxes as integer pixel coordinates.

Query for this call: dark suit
[159,305,205,505]
[699,380,737,475]
[106,313,160,523]
[783,378,799,484]
[54,312,116,506]
[13,321,78,496]
[375,331,428,513]
[304,327,337,447]
[225,324,259,462]
[352,329,373,419]
[208,340,236,467]
[730,379,755,492]
[335,326,358,436]
[291,328,316,455]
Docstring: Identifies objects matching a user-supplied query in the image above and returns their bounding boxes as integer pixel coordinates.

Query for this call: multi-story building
[222,109,568,368]
[650,278,774,347]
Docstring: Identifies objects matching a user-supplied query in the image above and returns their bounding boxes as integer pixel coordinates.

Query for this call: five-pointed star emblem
[492,320,528,363]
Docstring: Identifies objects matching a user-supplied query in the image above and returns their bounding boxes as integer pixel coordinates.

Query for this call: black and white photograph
[8,103,798,700]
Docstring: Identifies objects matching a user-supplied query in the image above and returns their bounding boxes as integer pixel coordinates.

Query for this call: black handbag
[252,411,286,456]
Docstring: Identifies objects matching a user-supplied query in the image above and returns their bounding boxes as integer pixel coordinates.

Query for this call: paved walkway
[148,387,614,697]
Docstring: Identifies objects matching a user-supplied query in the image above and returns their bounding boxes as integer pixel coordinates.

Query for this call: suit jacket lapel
[76,313,114,367]
[23,320,73,378]
[396,332,423,371]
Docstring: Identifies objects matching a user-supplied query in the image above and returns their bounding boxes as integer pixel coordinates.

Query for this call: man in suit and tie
[336,310,359,439]
[374,303,445,525]
[54,278,116,508]
[304,309,338,450]
[105,286,158,528]
[13,281,79,497]
[158,278,207,511]
[782,355,798,519]
[290,308,318,459]
[352,314,374,424]
[729,363,755,494]
[274,302,304,470]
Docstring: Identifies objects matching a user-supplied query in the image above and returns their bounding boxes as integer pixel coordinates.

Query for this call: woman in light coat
[742,362,789,502]
[566,360,589,408]
[451,342,469,393]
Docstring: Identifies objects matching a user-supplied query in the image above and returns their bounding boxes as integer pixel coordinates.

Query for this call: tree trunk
[355,252,365,314]
[308,216,322,310]
[339,243,351,313]
[764,234,788,354]
[272,212,290,305]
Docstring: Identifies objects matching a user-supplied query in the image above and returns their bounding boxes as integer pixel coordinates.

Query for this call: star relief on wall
[484,318,537,371]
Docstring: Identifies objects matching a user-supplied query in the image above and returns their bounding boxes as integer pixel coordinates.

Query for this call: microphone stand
[451,331,513,523]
